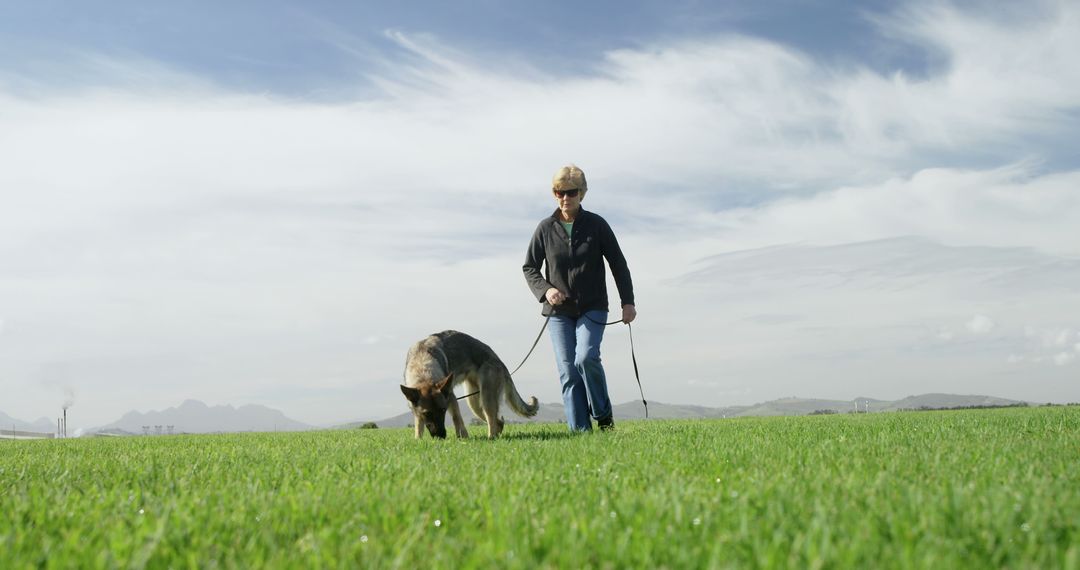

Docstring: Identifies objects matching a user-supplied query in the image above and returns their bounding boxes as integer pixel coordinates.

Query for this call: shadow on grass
[498,429,578,441]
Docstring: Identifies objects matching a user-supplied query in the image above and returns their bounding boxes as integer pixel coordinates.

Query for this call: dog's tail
[505,376,539,417]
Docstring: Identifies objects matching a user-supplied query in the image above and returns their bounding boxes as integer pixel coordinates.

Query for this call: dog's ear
[435,373,454,395]
[400,384,421,404]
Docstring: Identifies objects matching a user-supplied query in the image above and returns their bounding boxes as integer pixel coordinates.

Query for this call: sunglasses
[553,188,581,198]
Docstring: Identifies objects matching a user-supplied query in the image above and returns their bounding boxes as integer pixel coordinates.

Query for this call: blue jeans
[549,310,612,432]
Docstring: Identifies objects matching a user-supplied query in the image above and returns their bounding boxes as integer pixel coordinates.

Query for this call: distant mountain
[93,399,313,434]
[0,409,58,433]
[881,393,1022,411]
[341,393,1030,428]
[613,394,1027,419]
[612,400,742,419]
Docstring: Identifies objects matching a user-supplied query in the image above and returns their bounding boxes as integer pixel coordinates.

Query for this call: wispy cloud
[966,315,995,335]
[696,165,1080,259]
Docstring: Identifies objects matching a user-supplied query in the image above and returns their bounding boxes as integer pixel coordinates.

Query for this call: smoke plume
[63,386,75,410]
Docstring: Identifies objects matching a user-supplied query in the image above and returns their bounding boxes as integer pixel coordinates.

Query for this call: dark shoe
[597,416,615,431]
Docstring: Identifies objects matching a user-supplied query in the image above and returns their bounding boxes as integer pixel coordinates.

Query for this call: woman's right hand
[545,288,567,306]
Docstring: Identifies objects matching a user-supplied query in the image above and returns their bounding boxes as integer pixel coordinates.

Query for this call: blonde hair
[551,164,588,194]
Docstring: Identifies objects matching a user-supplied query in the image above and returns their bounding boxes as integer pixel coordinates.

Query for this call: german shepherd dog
[400,330,539,439]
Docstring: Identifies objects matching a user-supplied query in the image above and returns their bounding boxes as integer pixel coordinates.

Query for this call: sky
[1,0,1079,430]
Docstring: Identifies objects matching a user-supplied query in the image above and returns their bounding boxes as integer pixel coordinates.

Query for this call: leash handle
[627,322,647,419]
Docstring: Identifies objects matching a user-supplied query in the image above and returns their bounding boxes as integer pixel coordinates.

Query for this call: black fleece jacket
[522,208,635,317]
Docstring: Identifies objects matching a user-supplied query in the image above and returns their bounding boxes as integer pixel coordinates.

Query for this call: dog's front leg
[448,398,469,438]
[413,414,423,439]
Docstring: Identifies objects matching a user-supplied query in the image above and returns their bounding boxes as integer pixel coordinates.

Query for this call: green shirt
[561,221,573,238]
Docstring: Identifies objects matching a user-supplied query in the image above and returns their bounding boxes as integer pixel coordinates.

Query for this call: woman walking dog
[523,165,636,432]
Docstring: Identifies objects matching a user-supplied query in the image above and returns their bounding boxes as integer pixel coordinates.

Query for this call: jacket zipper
[563,218,574,300]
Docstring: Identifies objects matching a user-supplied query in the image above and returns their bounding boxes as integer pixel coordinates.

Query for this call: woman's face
[553,187,583,216]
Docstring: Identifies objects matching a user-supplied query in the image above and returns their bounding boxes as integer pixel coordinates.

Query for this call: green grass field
[3,406,1079,569]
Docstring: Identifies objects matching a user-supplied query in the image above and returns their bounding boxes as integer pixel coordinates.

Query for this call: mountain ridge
[94,399,312,434]
[0,410,56,433]
[344,392,1030,429]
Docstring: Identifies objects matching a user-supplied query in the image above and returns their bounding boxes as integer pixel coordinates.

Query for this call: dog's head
[400,373,454,439]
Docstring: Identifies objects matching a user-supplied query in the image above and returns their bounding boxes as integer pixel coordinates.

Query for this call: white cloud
[704,165,1080,258]
[860,1,1080,149]
[1041,328,1075,348]
[1009,326,1080,366]
[966,315,996,335]
[360,334,395,346]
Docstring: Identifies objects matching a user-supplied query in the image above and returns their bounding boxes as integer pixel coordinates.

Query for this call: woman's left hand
[622,304,637,324]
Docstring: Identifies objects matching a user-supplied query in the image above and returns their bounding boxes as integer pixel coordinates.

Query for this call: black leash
[459,313,648,420]
[583,314,648,419]
[509,315,550,376]
[456,316,550,401]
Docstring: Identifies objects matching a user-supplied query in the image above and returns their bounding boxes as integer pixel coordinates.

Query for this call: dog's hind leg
[483,408,503,439]
[479,373,504,439]
[447,397,469,439]
[462,379,484,419]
